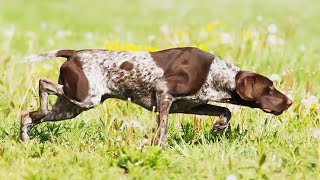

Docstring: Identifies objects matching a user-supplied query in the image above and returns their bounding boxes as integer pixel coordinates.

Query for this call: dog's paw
[20,113,32,142]
[212,116,229,133]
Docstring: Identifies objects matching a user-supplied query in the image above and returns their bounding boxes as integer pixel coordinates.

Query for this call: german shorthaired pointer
[21,47,292,145]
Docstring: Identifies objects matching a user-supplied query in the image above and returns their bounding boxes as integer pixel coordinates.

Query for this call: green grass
[0,0,320,179]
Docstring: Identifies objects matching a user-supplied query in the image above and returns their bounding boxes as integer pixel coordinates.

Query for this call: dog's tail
[25,49,77,62]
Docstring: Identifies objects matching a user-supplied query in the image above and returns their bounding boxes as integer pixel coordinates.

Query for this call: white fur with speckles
[182,56,240,102]
[73,50,167,108]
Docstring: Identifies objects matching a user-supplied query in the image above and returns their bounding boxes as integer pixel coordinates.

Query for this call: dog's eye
[264,88,272,95]
[268,88,273,95]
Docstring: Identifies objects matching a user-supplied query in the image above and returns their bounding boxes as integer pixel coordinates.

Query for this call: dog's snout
[286,99,292,106]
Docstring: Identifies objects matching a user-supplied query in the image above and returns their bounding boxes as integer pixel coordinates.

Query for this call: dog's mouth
[262,108,282,115]
[262,108,272,113]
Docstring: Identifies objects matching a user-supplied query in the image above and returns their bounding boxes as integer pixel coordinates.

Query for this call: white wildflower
[160,25,169,35]
[84,32,94,40]
[252,40,258,47]
[268,24,278,34]
[252,30,259,38]
[3,25,15,39]
[220,33,232,44]
[199,31,209,39]
[56,31,64,37]
[28,41,34,50]
[312,129,320,139]
[47,38,55,46]
[226,174,237,180]
[148,35,156,41]
[41,22,48,30]
[278,38,285,45]
[56,30,72,38]
[270,74,281,82]
[240,44,245,50]
[282,70,287,76]
[26,31,36,39]
[289,144,293,148]
[114,26,121,33]
[301,93,318,109]
[266,34,277,45]
[299,44,306,52]
[256,16,263,22]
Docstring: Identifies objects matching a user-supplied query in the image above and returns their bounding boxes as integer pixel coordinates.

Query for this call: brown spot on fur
[120,61,134,71]
[59,55,89,102]
[150,47,213,96]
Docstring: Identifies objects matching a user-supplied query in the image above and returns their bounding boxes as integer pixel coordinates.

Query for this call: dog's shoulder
[150,47,214,96]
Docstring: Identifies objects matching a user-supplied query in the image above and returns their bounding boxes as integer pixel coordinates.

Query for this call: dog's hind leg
[39,78,64,114]
[180,104,232,133]
[21,97,83,142]
[20,78,84,142]
[22,78,64,122]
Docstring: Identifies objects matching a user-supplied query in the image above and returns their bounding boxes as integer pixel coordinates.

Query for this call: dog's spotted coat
[70,49,240,109]
[74,50,168,109]
[21,47,292,145]
[189,56,240,102]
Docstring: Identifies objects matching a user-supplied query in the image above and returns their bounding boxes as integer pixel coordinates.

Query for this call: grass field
[0,0,320,179]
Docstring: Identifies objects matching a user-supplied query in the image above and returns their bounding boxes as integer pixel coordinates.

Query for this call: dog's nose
[286,99,292,106]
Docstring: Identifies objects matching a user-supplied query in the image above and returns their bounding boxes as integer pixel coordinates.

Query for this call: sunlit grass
[0,0,320,179]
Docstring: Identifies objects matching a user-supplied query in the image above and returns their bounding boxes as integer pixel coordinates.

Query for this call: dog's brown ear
[235,71,256,101]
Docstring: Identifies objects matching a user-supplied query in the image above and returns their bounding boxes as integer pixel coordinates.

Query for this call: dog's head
[235,71,292,115]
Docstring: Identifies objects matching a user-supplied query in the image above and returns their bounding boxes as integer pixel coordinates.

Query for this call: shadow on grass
[29,120,108,143]
[27,119,248,146]
[168,122,249,146]
[30,123,67,143]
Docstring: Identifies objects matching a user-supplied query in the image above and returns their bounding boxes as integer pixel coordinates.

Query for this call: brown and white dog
[21,47,292,145]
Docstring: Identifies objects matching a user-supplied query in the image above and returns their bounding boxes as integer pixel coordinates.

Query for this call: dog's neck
[209,56,240,91]
[191,57,240,102]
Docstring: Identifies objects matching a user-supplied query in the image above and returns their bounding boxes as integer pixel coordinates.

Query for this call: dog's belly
[104,92,206,113]
[104,92,156,111]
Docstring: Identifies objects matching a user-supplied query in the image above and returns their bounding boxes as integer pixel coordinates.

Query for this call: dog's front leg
[153,93,173,146]
[181,104,232,133]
